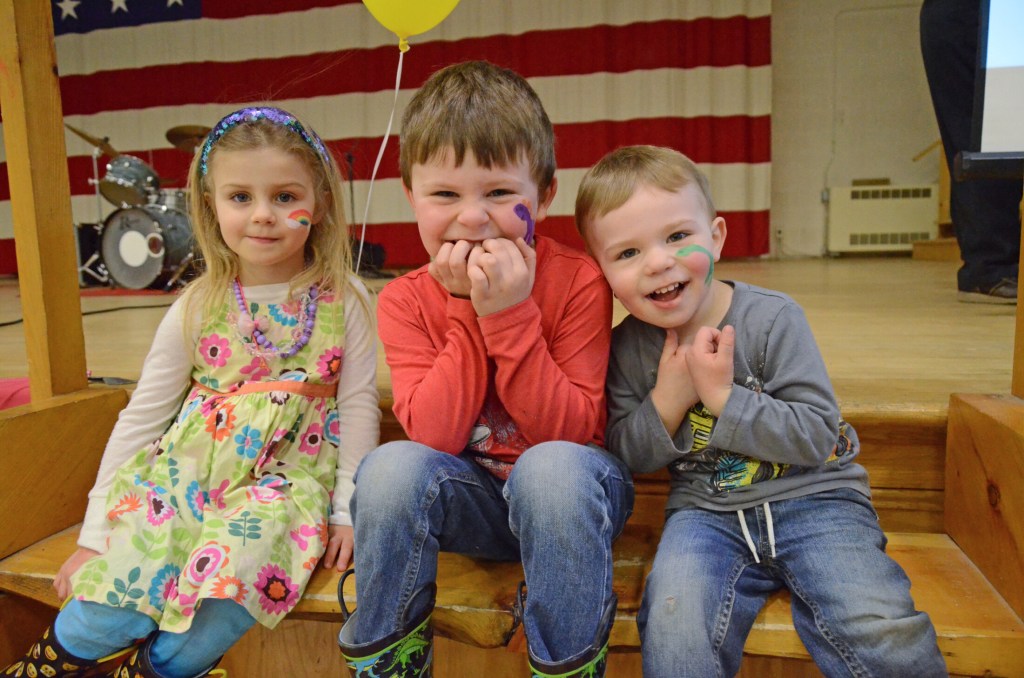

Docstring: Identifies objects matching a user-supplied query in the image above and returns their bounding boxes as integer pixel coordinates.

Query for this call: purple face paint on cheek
[514,203,535,245]
[676,245,714,285]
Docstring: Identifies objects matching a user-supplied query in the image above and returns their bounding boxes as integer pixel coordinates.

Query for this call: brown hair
[575,145,717,239]
[399,61,555,195]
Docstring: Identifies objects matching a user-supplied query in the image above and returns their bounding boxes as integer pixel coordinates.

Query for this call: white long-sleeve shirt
[78,280,380,552]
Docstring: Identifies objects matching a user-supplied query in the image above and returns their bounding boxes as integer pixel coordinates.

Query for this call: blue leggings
[54,598,254,678]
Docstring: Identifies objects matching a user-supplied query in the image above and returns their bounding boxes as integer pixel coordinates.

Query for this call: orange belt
[192,379,337,399]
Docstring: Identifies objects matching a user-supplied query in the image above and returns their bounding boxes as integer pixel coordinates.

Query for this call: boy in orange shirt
[337,61,634,678]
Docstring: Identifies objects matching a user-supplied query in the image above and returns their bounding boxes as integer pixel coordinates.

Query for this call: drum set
[68,123,210,290]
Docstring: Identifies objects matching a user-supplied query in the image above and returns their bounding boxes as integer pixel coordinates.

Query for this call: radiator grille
[826,184,939,254]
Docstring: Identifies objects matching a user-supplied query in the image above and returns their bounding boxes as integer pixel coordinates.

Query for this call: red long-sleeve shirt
[377,236,612,471]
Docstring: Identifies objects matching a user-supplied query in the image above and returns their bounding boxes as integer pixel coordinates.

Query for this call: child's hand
[54,547,100,600]
[651,329,699,436]
[686,324,735,416]
[466,237,536,316]
[322,524,354,572]
[428,240,478,299]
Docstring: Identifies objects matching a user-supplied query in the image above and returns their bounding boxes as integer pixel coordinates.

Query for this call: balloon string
[356,48,404,275]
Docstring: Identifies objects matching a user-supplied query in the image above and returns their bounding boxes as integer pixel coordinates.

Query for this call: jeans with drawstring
[638,487,946,678]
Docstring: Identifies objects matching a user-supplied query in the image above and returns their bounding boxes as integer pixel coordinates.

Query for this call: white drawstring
[737,508,760,564]
[737,502,776,562]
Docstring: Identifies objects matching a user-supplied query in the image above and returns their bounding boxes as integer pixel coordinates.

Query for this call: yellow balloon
[363,0,461,52]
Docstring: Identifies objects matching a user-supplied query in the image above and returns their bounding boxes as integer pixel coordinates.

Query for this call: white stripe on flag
[1,67,769,164]
[54,0,770,75]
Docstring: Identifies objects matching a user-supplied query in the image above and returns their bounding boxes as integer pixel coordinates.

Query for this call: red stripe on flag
[335,116,771,186]
[57,17,770,116]
[202,0,361,20]
[362,211,769,269]
[535,213,770,263]
[0,117,769,201]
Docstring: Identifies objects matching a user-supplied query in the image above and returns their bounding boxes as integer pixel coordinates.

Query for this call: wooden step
[384,401,950,534]
[2,526,1021,676]
[912,236,961,262]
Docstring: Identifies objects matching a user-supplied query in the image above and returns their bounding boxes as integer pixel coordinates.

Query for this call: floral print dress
[72,286,345,632]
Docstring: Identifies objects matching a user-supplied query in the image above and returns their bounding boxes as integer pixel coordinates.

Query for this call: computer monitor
[960,0,1024,179]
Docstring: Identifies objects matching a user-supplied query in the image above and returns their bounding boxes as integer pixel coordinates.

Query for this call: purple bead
[256,334,268,346]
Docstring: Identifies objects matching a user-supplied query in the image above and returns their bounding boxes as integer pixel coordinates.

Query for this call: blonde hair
[575,145,717,239]
[181,107,367,328]
[399,61,555,195]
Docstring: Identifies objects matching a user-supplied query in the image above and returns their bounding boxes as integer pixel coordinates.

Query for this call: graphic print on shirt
[466,390,528,480]
[670,401,790,493]
[670,405,858,494]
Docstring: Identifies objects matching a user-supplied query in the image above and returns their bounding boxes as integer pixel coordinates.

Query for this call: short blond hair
[399,61,555,195]
[575,145,716,239]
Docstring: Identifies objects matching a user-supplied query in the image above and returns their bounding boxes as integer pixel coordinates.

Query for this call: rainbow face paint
[514,202,535,245]
[676,244,714,285]
[287,209,313,230]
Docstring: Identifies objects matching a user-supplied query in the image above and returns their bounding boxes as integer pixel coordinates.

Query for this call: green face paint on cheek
[676,245,714,285]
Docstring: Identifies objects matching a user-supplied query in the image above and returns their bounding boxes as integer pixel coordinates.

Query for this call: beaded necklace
[231,279,318,360]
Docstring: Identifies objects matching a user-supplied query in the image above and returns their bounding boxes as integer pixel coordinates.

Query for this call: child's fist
[686,324,735,416]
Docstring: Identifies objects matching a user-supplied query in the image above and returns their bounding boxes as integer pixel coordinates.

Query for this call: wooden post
[0,0,88,400]
[1014,180,1024,398]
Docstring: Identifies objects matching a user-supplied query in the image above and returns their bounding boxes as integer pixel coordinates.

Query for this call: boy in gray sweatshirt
[575,145,945,678]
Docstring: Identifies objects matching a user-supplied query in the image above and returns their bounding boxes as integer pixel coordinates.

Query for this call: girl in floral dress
[3,107,379,678]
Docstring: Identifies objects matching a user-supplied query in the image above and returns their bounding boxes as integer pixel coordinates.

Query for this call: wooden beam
[1014,188,1024,398]
[0,0,87,399]
[946,393,1024,620]
[0,388,127,560]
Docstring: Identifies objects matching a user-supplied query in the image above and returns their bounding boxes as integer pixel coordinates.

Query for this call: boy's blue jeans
[55,597,254,677]
[343,440,634,664]
[638,487,947,678]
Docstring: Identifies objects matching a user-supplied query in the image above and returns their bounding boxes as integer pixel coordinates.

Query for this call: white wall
[771,0,940,257]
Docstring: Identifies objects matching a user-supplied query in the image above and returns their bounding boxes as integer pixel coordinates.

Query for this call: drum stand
[162,251,194,291]
[77,143,110,286]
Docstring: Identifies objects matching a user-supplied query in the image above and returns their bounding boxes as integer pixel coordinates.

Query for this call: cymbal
[166,125,211,153]
[64,122,119,157]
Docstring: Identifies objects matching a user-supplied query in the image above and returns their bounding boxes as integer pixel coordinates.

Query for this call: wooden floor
[0,256,1016,414]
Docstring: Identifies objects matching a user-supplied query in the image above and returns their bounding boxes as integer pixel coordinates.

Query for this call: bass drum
[101,205,193,289]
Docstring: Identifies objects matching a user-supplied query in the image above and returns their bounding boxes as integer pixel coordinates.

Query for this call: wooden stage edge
[2,255,1017,415]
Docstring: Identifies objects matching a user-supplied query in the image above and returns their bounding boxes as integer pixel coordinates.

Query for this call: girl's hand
[466,237,536,316]
[54,547,101,600]
[322,524,354,572]
[428,240,478,299]
[650,328,699,436]
[686,324,735,416]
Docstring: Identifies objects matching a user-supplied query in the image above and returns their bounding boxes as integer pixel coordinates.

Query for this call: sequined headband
[199,107,330,176]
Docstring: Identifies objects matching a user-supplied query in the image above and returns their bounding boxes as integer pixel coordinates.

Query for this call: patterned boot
[526,593,616,678]
[2,622,130,678]
[109,636,225,678]
[337,570,434,677]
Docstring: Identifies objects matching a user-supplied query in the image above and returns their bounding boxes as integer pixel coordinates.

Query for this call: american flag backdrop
[0,0,770,274]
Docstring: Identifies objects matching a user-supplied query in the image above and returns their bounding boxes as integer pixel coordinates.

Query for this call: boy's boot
[2,622,130,677]
[337,570,434,677]
[525,593,616,678]
[109,636,225,678]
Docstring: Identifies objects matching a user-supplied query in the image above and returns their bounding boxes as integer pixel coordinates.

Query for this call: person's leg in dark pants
[920,0,1020,303]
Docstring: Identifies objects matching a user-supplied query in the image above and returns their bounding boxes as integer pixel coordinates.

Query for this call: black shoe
[958,277,1017,304]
